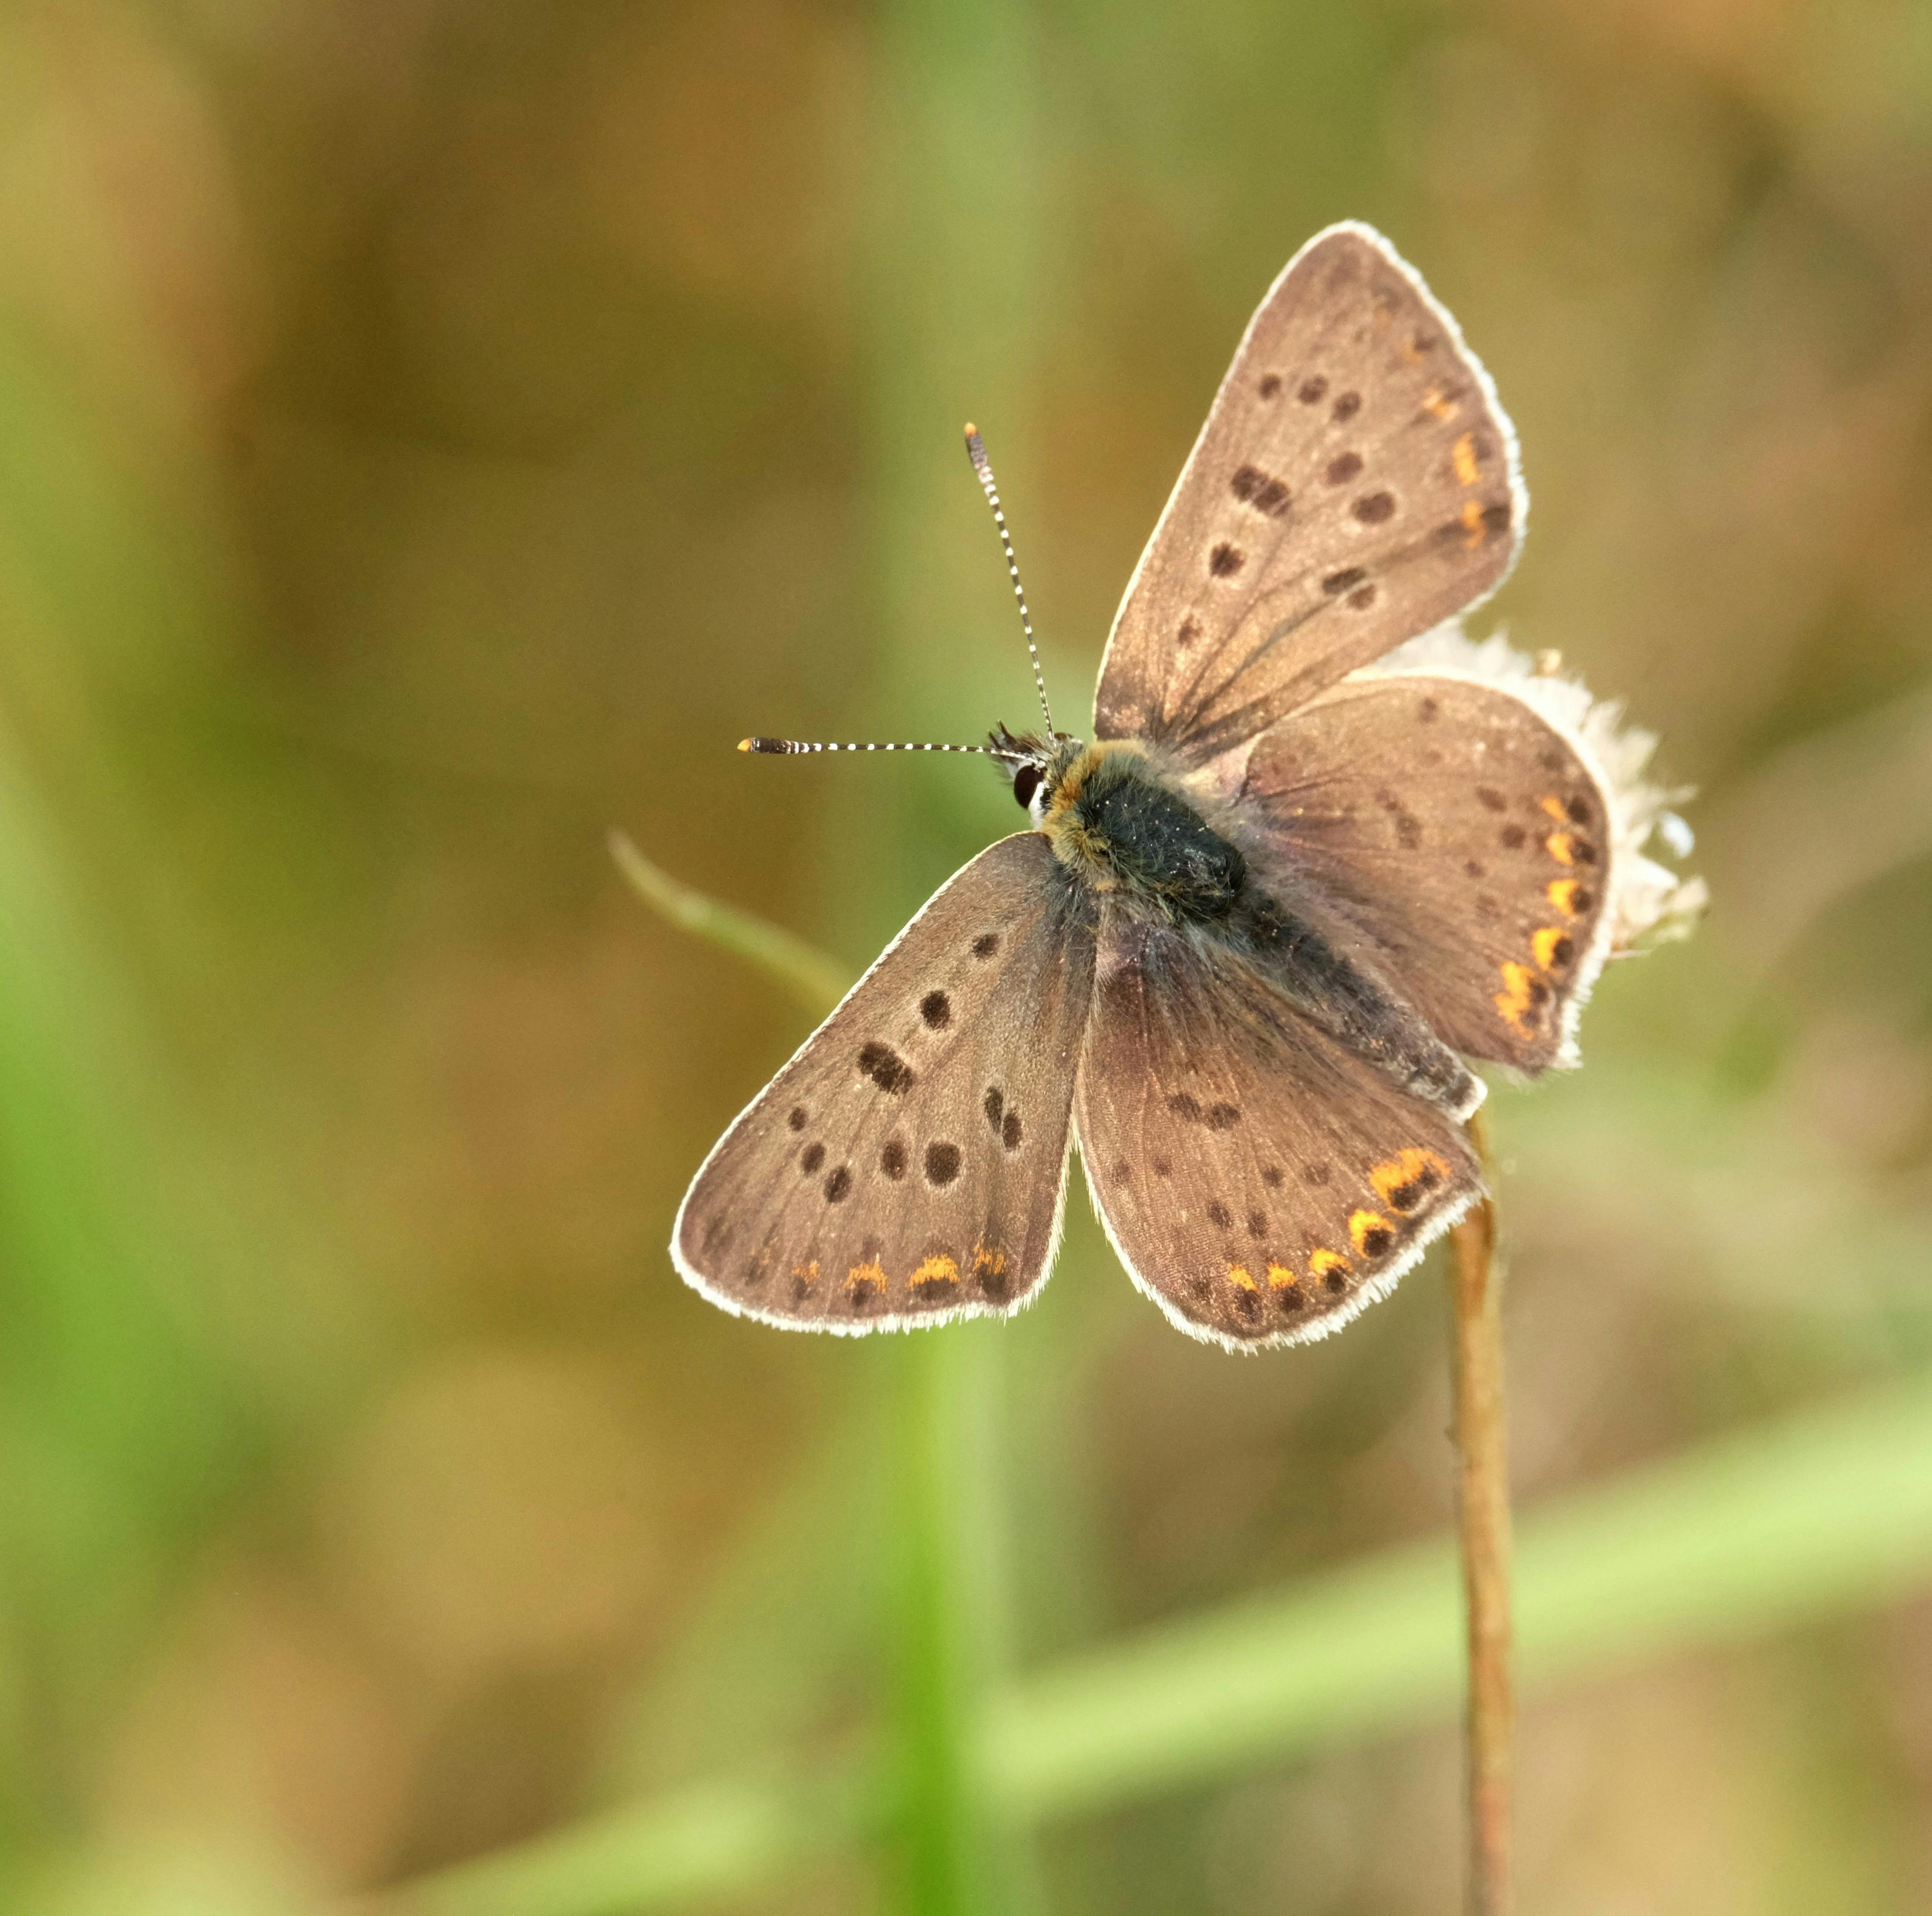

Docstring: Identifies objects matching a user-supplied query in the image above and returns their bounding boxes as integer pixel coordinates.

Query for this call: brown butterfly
[672,222,1695,1349]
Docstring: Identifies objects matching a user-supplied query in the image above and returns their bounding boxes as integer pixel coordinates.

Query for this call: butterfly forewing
[1095,224,1526,768]
[1241,670,1616,1072]
[1075,910,1481,1350]
[675,834,1097,1331]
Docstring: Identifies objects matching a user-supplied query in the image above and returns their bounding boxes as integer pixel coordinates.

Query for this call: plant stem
[609,829,851,1018]
[1447,1108,1512,1916]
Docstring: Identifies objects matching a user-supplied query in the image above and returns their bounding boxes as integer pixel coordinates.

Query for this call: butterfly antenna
[964,424,1054,735]
[740,737,994,755]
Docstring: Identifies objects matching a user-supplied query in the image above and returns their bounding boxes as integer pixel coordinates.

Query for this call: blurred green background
[4,1,1931,1911]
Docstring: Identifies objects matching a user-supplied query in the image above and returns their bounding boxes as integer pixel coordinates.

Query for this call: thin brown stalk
[1447,1108,1512,1916]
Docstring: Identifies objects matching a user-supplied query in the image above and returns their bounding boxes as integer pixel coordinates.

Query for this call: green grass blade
[382,1372,1932,1914]
[986,1374,1932,1820]
[391,1771,876,1916]
[860,0,1046,1905]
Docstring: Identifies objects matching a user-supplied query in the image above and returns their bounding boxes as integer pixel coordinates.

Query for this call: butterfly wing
[1074,908,1481,1350]
[1238,659,1619,1072]
[674,834,1097,1331]
[1095,223,1526,767]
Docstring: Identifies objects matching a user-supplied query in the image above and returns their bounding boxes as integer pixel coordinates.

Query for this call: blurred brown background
[3,1,1931,1911]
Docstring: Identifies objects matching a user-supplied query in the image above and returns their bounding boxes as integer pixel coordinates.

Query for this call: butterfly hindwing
[1095,224,1526,767]
[1239,666,1617,1072]
[1075,909,1481,1349]
[674,834,1097,1331]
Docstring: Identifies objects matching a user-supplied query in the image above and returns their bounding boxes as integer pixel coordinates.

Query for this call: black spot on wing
[924,1142,961,1186]
[1231,465,1291,517]
[858,1041,914,1093]
[919,990,951,1029]
[1385,1159,1444,1214]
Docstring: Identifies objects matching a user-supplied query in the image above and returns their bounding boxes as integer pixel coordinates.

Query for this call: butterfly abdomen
[1043,743,1246,921]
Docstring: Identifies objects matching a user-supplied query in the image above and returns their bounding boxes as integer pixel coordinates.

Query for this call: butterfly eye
[1011,764,1043,813]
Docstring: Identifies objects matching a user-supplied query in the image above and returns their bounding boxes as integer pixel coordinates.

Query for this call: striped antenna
[740,737,994,756]
[964,424,1053,734]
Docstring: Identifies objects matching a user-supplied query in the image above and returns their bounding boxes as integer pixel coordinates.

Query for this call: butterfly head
[987,723,1084,828]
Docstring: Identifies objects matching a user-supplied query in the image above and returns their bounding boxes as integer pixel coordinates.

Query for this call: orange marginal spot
[1495,960,1539,1038]
[1348,1209,1394,1255]
[1532,926,1574,972]
[1309,1248,1350,1284]
[1546,831,1577,865]
[791,1260,820,1284]
[1548,878,1584,916]
[1421,386,1455,421]
[1370,1146,1450,1206]
[1461,496,1486,547]
[1265,1261,1299,1288]
[1539,795,1569,824]
[845,1258,886,1291]
[1226,1263,1258,1290]
[971,1242,1009,1279]
[1452,431,1480,487]
[911,1252,960,1286]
